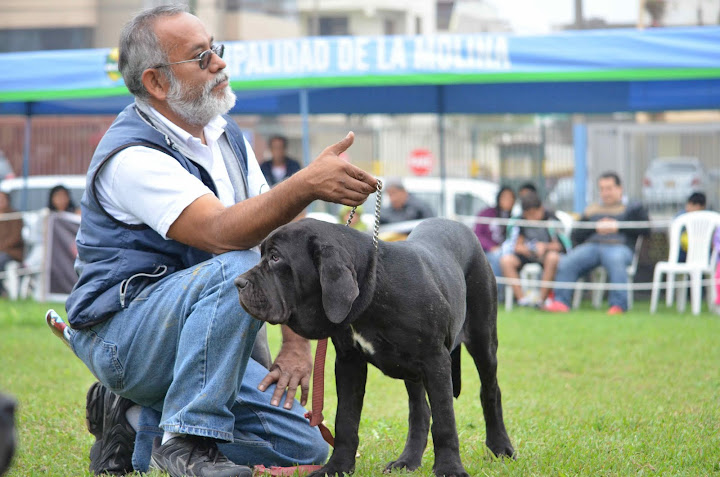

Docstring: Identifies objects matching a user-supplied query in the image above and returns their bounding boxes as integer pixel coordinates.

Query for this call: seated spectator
[339,205,368,232]
[260,135,302,187]
[500,191,569,307]
[544,172,649,315]
[474,186,515,278]
[378,180,435,225]
[510,182,537,217]
[503,182,539,258]
[518,182,537,198]
[48,185,80,215]
[0,192,24,297]
[677,192,706,262]
[682,192,706,214]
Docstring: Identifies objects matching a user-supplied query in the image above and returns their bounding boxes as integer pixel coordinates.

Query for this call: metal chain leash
[345,179,383,250]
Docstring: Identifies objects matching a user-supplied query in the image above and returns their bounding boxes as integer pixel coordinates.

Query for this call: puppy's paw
[433,468,469,477]
[487,438,515,459]
[433,459,469,477]
[384,457,421,473]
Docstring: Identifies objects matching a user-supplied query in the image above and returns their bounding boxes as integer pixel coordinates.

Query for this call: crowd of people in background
[2,147,718,311]
[475,172,653,315]
[0,184,84,297]
[473,172,720,315]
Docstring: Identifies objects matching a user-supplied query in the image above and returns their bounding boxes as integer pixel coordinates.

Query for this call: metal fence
[2,114,719,219]
[0,116,114,176]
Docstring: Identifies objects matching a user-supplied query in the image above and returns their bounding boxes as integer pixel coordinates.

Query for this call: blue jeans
[485,248,504,301]
[71,251,328,471]
[131,359,329,472]
[554,242,633,310]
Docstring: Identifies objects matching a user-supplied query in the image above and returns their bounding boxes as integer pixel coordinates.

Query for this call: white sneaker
[517,295,540,307]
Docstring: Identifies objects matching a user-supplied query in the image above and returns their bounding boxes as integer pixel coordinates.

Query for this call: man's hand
[596,218,619,235]
[258,326,312,409]
[534,241,548,258]
[299,132,377,206]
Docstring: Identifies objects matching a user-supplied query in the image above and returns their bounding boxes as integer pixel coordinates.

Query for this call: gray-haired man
[67,5,377,476]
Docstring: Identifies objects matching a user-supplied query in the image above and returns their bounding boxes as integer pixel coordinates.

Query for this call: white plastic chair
[504,262,541,311]
[572,235,644,310]
[554,210,574,237]
[650,210,720,315]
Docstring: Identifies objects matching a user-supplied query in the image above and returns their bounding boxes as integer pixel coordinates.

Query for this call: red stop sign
[407,148,434,176]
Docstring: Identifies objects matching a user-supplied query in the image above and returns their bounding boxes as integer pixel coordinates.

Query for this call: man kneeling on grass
[501,191,570,307]
[65,5,376,477]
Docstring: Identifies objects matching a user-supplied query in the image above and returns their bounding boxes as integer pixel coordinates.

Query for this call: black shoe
[86,382,136,475]
[149,436,252,477]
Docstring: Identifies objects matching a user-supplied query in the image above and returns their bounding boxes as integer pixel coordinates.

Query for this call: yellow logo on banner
[105,48,121,82]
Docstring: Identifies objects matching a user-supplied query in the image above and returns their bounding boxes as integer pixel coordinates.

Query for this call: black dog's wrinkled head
[235,219,361,339]
[0,393,16,476]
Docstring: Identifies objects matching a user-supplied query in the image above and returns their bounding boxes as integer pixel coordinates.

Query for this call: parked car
[642,157,713,208]
[547,177,575,211]
[398,177,499,219]
[0,175,85,212]
[546,176,594,212]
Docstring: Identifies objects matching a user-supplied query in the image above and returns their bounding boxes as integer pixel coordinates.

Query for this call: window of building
[416,16,423,34]
[226,0,297,16]
[383,18,396,35]
[0,27,93,53]
[317,16,349,36]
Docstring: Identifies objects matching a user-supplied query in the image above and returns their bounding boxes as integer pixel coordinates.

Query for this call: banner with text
[1,27,720,102]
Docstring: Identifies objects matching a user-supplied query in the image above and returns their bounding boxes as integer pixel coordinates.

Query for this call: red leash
[304,338,335,447]
[303,179,382,450]
[257,341,333,476]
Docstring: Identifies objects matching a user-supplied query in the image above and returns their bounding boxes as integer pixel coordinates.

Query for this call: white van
[389,177,498,219]
[311,177,499,231]
[0,175,86,212]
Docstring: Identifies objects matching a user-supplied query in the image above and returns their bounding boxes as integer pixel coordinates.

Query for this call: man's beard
[166,72,237,127]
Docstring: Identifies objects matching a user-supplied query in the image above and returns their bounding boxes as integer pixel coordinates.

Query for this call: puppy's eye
[270,253,280,263]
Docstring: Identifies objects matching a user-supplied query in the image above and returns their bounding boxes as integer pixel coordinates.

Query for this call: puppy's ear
[317,244,359,324]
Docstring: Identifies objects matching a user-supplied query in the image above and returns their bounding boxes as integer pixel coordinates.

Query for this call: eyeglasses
[153,44,224,70]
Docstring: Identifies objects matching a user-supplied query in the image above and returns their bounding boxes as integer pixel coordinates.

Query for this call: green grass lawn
[1,299,719,476]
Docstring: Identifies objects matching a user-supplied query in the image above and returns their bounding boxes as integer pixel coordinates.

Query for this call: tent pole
[573,120,588,213]
[300,89,311,168]
[21,103,32,211]
[437,86,447,217]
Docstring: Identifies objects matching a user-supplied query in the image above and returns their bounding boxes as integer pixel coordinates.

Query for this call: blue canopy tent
[2,26,720,210]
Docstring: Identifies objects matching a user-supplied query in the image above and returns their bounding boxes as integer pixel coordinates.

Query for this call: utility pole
[312,0,320,35]
[574,0,584,29]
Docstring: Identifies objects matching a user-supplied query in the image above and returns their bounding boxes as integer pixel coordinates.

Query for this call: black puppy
[0,393,16,476]
[236,218,514,477]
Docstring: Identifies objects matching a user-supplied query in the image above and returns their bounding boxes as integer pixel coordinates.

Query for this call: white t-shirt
[95,107,269,239]
[271,164,287,183]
